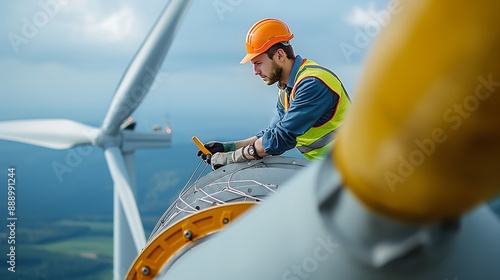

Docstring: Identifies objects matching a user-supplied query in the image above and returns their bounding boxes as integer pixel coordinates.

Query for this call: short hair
[265,42,295,60]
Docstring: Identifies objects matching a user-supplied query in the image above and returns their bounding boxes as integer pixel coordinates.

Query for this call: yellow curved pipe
[334,0,500,223]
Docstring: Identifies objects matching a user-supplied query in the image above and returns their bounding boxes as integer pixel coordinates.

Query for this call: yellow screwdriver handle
[192,136,212,155]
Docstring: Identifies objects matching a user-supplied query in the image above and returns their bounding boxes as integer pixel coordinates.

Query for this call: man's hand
[210,147,247,170]
[197,141,236,163]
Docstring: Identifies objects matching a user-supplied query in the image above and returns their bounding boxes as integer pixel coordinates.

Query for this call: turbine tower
[0,0,192,278]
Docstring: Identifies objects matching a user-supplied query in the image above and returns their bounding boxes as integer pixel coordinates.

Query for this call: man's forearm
[235,136,258,149]
[235,136,269,159]
[253,137,268,157]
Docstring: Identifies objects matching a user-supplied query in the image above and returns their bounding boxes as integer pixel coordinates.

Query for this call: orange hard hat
[240,18,294,64]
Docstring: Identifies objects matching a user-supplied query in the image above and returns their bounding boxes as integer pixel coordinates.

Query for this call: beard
[266,60,283,85]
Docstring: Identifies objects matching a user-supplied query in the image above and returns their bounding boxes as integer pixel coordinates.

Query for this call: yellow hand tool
[192,136,212,155]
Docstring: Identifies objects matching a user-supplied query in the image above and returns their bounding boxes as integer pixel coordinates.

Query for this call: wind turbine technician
[199,18,351,170]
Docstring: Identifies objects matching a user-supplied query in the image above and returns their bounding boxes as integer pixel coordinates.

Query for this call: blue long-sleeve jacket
[256,55,341,155]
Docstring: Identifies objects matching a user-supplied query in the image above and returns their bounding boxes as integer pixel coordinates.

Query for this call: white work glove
[210,147,247,170]
[197,141,236,163]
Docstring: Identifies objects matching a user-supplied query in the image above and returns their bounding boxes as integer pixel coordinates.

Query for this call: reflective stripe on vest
[296,129,337,154]
[279,59,350,160]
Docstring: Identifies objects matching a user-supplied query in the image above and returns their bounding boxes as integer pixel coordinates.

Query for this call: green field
[1,219,114,280]
[56,219,114,233]
[34,220,114,257]
[34,235,113,258]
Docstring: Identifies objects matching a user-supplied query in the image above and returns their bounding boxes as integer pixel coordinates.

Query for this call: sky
[2,1,500,279]
[0,0,393,252]
[0,0,394,196]
[0,0,392,135]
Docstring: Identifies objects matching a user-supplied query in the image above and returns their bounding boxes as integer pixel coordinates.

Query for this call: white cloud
[54,1,143,45]
[346,2,378,26]
[81,6,137,43]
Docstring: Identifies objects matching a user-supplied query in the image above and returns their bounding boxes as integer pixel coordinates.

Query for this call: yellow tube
[334,0,500,223]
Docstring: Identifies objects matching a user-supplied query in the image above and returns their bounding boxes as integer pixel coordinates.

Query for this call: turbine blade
[104,147,146,252]
[0,119,98,149]
[334,0,500,222]
[101,0,192,134]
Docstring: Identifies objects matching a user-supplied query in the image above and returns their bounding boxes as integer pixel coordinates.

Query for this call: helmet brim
[240,52,260,64]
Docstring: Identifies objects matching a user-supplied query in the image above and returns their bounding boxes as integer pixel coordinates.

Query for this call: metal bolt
[184,229,193,240]
[141,266,150,275]
[247,188,252,193]
[223,218,229,224]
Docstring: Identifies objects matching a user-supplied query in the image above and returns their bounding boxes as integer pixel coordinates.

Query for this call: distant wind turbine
[0,0,192,278]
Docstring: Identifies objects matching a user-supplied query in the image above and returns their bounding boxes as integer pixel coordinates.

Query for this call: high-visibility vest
[278,59,351,160]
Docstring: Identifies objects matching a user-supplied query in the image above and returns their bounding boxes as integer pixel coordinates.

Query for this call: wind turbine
[127,0,500,279]
[0,0,192,278]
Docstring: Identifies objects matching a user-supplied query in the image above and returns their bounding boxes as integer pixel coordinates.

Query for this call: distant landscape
[0,218,114,280]
[0,136,302,279]
[0,140,210,279]
[1,140,500,279]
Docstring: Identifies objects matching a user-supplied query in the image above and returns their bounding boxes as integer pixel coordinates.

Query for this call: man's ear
[275,48,285,62]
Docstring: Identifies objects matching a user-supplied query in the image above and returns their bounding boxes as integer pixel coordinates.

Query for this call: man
[199,18,351,170]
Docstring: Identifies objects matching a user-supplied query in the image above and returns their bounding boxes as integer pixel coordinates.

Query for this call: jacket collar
[277,55,304,92]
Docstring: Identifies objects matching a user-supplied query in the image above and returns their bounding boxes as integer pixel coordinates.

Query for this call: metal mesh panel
[149,156,308,240]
